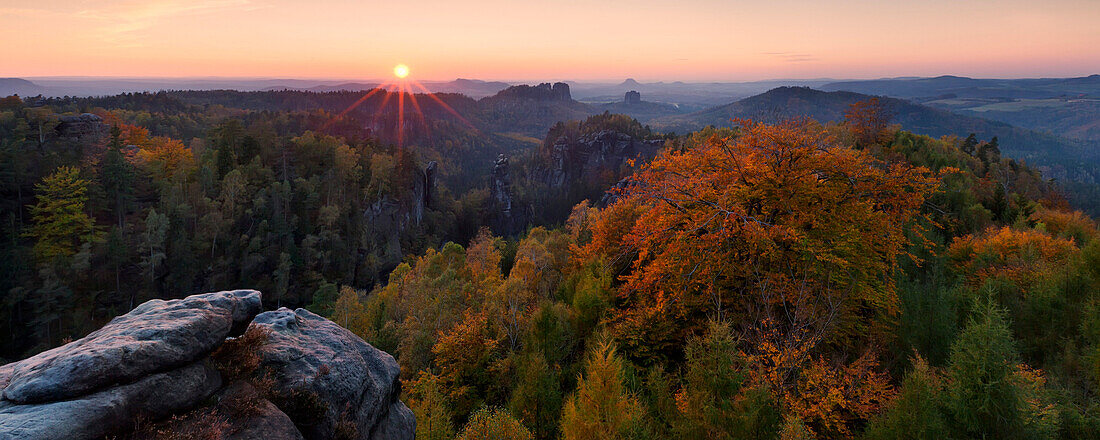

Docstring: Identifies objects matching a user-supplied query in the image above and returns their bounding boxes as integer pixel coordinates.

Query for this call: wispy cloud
[75,0,258,46]
[0,7,63,19]
[762,51,818,63]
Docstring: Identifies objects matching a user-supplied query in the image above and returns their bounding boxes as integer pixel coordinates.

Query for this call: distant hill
[262,82,380,93]
[822,75,1100,100]
[426,79,511,98]
[476,83,595,136]
[651,87,1097,182]
[261,79,510,98]
[822,76,1100,141]
[0,78,46,97]
[597,91,684,121]
[6,77,510,99]
[570,78,841,110]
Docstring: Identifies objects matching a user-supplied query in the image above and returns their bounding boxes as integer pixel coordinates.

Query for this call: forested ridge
[2,90,1099,439]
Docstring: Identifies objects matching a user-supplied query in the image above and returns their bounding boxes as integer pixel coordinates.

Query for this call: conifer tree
[863,356,949,440]
[100,126,135,228]
[944,296,1057,438]
[560,341,648,440]
[26,166,97,262]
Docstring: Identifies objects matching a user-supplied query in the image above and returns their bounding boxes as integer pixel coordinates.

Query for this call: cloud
[0,7,66,19]
[762,51,818,63]
[75,0,258,46]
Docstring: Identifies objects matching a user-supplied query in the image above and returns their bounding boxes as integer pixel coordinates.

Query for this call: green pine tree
[100,126,135,228]
[25,166,98,262]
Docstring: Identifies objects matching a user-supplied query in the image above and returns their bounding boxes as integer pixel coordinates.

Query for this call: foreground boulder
[0,362,221,440]
[0,290,413,440]
[247,308,413,439]
[3,289,261,403]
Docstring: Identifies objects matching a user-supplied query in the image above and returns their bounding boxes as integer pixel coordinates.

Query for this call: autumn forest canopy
[1,85,1100,440]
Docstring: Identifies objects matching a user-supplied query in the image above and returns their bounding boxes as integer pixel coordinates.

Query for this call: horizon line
[5,72,1099,85]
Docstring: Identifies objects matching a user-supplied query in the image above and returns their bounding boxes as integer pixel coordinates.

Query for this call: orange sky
[1,0,1097,81]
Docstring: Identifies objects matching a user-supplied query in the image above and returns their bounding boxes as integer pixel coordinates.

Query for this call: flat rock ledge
[0,290,413,440]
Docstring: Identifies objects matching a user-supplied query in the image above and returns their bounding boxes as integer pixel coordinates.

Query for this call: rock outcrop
[0,362,222,440]
[150,380,306,440]
[489,154,529,236]
[0,290,412,440]
[624,90,641,104]
[363,160,436,276]
[543,129,663,189]
[55,113,109,142]
[485,128,663,236]
[492,82,571,101]
[246,308,412,439]
[3,290,261,403]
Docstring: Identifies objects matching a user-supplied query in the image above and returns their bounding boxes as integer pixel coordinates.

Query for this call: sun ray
[406,89,429,133]
[323,65,477,146]
[397,82,406,147]
[372,90,394,133]
[321,81,392,130]
[408,80,477,130]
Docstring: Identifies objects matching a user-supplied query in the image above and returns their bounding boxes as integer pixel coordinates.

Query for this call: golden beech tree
[844,98,894,147]
[433,311,507,421]
[585,119,937,367]
[1029,206,1099,245]
[138,136,194,179]
[780,352,895,438]
[947,226,1079,290]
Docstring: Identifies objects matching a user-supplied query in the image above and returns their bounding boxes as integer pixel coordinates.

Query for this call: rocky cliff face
[486,129,663,236]
[624,90,641,105]
[478,83,591,137]
[0,290,412,440]
[55,113,109,143]
[542,129,663,189]
[363,161,436,276]
[492,82,571,101]
[488,154,529,236]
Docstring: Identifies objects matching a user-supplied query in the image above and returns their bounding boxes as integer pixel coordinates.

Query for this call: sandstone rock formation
[492,82,571,101]
[0,290,412,440]
[3,290,261,403]
[542,129,663,189]
[148,380,305,440]
[247,308,412,439]
[55,113,109,142]
[486,127,663,236]
[0,362,222,440]
[489,154,529,235]
[363,160,436,276]
[624,90,641,104]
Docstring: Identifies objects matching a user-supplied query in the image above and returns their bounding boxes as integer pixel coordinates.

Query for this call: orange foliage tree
[947,226,1079,290]
[779,352,895,438]
[139,136,195,179]
[584,119,937,367]
[844,98,894,147]
[1029,206,1098,245]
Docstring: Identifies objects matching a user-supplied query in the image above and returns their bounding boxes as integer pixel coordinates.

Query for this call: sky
[1,0,1097,82]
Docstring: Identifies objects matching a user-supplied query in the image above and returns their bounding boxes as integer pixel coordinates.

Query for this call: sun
[325,61,473,148]
[393,64,410,79]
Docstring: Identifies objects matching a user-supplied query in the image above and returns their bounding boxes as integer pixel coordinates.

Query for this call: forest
[2,90,1099,439]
